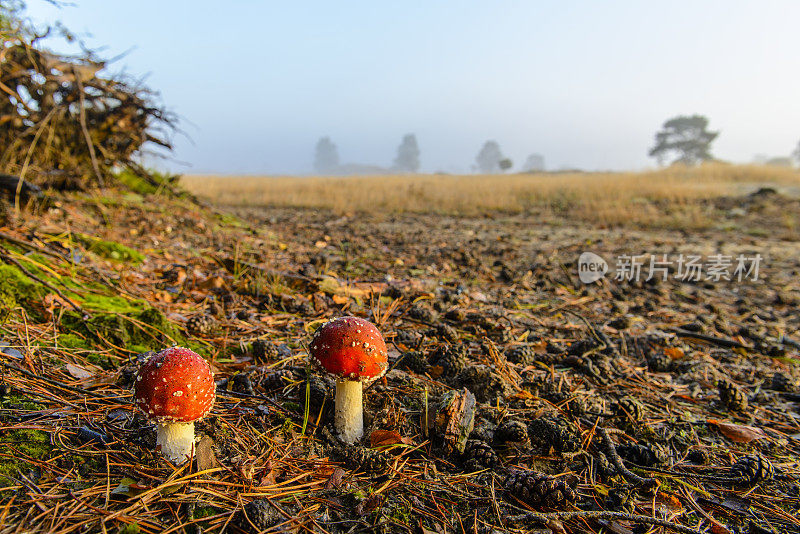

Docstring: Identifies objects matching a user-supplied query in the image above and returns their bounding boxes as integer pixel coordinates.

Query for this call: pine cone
[593,451,615,481]
[770,372,798,392]
[463,440,498,470]
[307,375,330,407]
[646,351,672,372]
[444,308,467,322]
[608,316,632,330]
[252,339,279,362]
[340,446,390,473]
[528,416,581,453]
[432,323,459,343]
[494,420,529,446]
[616,443,666,467]
[398,350,430,374]
[544,391,585,416]
[686,449,710,465]
[232,373,254,395]
[718,379,748,412]
[506,345,535,365]
[429,344,467,377]
[259,369,293,391]
[291,299,314,316]
[629,335,672,372]
[394,329,422,349]
[161,264,188,285]
[456,365,507,403]
[237,499,281,532]
[568,339,600,357]
[187,314,215,336]
[503,470,577,509]
[605,485,635,513]
[408,304,437,323]
[614,396,645,422]
[730,455,774,485]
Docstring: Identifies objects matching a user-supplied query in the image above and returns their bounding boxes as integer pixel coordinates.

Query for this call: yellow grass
[182,164,800,228]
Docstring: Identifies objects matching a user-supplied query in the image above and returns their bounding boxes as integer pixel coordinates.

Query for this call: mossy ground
[0,263,46,317]
[117,523,141,534]
[114,168,177,197]
[74,233,145,264]
[0,244,206,364]
[0,429,51,487]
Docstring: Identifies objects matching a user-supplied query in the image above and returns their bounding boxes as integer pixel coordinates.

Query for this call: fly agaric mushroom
[134,347,215,463]
[309,316,388,444]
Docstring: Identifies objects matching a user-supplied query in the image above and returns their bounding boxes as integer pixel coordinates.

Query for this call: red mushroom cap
[134,347,215,423]
[310,316,388,381]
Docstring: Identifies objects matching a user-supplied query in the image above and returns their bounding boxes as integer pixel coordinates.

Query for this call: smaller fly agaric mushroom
[309,316,388,444]
[134,347,215,463]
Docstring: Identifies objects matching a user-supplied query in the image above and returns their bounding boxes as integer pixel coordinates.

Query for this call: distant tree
[522,153,545,172]
[498,158,513,172]
[393,133,420,173]
[476,140,504,173]
[648,115,719,166]
[313,136,339,174]
[793,140,800,164]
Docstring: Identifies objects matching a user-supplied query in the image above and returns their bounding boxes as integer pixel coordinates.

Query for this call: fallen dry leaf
[532,340,548,353]
[65,363,93,380]
[324,467,346,489]
[508,389,535,401]
[370,429,413,447]
[356,494,383,516]
[707,419,768,443]
[427,365,444,379]
[664,347,685,359]
[195,435,217,471]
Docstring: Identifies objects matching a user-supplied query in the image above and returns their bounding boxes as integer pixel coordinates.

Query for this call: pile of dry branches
[0,24,176,190]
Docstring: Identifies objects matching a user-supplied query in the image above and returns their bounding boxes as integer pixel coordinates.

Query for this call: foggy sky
[26,0,800,174]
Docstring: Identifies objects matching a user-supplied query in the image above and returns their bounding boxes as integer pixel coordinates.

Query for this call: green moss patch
[74,233,145,264]
[59,307,183,364]
[57,305,207,365]
[0,263,46,317]
[192,506,218,520]
[79,293,145,315]
[117,524,141,534]
[0,429,52,486]
[115,169,158,195]
[1,395,45,412]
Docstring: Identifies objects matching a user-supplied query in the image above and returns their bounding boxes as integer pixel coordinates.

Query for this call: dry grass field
[182,164,800,229]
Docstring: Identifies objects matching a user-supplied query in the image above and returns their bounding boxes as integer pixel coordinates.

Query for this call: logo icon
[578,252,608,284]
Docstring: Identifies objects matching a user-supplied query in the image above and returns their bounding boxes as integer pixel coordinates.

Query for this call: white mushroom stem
[334,379,363,444]
[156,421,196,464]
